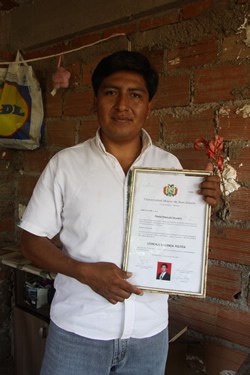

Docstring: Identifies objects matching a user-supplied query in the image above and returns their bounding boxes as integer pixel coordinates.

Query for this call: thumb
[205,161,213,172]
[122,270,133,279]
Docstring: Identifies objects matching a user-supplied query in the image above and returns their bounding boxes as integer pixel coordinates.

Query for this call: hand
[78,262,143,304]
[199,163,221,210]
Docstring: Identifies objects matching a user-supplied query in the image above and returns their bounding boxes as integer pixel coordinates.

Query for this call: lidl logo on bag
[0,81,30,138]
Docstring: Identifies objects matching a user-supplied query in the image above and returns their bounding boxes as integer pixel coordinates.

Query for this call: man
[157,264,171,281]
[19,51,221,375]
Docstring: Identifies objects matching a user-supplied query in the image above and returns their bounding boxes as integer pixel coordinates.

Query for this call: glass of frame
[123,167,212,297]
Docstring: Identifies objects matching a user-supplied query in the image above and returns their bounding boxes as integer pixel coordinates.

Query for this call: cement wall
[1,0,193,50]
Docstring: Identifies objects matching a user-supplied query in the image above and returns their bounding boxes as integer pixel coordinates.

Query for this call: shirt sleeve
[18,156,63,239]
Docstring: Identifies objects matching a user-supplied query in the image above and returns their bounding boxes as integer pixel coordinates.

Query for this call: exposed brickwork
[171,147,208,170]
[78,119,99,143]
[218,105,250,141]
[204,342,248,374]
[22,149,51,173]
[209,226,250,266]
[229,187,250,222]
[45,119,78,148]
[182,0,214,20]
[139,11,180,31]
[206,263,242,302]
[169,298,250,347]
[144,113,161,143]
[103,24,137,39]
[44,92,63,117]
[167,36,218,70]
[221,34,250,62]
[163,109,215,144]
[194,65,250,103]
[154,75,190,108]
[18,175,40,202]
[229,146,250,183]
[63,90,95,116]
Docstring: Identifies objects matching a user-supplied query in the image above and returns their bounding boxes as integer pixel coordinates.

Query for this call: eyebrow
[101,85,147,93]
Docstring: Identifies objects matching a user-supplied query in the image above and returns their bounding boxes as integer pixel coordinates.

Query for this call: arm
[21,230,143,305]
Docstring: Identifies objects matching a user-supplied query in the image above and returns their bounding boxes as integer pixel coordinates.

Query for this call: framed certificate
[123,167,212,297]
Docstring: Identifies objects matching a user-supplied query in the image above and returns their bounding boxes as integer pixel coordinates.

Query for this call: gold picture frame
[123,167,212,297]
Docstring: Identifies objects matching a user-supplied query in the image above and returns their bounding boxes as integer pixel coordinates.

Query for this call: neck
[101,135,142,174]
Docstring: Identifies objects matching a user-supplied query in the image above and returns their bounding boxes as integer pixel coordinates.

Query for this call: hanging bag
[0,51,44,150]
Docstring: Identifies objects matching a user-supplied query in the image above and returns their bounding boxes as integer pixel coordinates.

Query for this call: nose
[115,93,129,111]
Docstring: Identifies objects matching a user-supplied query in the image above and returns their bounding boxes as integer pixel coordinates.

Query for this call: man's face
[161,265,167,272]
[95,71,152,145]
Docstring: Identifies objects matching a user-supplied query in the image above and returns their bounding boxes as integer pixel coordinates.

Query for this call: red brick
[0,174,15,198]
[209,226,250,266]
[163,109,215,144]
[229,187,250,222]
[154,75,190,108]
[169,298,250,347]
[168,36,218,70]
[141,48,164,74]
[139,11,180,31]
[78,119,99,143]
[194,65,250,103]
[64,90,95,116]
[0,220,14,233]
[82,54,107,87]
[46,119,77,148]
[229,145,250,183]
[103,24,137,39]
[66,60,82,89]
[170,147,209,170]
[204,342,248,374]
[206,264,242,301]
[22,149,51,173]
[18,175,39,200]
[68,32,102,50]
[218,105,250,141]
[182,0,213,19]
[44,92,63,117]
[221,34,250,62]
[144,113,161,143]
[0,50,13,62]
[0,199,15,218]
[25,42,72,62]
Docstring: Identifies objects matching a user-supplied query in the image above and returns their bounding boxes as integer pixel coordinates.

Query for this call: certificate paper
[123,168,211,297]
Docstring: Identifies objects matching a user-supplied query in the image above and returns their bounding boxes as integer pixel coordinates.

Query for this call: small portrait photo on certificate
[156,262,172,281]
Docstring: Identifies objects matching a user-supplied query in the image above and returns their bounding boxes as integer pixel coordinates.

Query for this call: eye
[131,92,142,99]
[104,89,117,96]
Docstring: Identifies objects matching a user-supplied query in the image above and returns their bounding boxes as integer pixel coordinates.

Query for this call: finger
[205,162,214,172]
[203,195,219,207]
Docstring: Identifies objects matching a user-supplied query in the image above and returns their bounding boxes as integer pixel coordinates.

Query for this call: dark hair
[91,50,159,101]
[161,264,168,268]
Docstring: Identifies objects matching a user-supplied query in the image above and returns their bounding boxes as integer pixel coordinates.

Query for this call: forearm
[20,230,143,304]
[20,230,83,280]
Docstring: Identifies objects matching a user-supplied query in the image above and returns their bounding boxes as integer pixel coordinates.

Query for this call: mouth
[111,116,133,123]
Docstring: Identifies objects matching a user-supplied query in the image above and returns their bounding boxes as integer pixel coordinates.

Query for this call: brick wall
[0,0,249,372]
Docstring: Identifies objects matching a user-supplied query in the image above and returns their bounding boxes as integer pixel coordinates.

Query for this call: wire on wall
[0,33,130,65]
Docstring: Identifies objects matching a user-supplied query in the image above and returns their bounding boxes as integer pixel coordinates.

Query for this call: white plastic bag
[0,51,44,150]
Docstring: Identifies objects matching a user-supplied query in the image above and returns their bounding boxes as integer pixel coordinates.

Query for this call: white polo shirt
[19,129,182,340]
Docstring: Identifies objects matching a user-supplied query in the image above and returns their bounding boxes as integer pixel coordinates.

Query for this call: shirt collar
[95,128,152,154]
